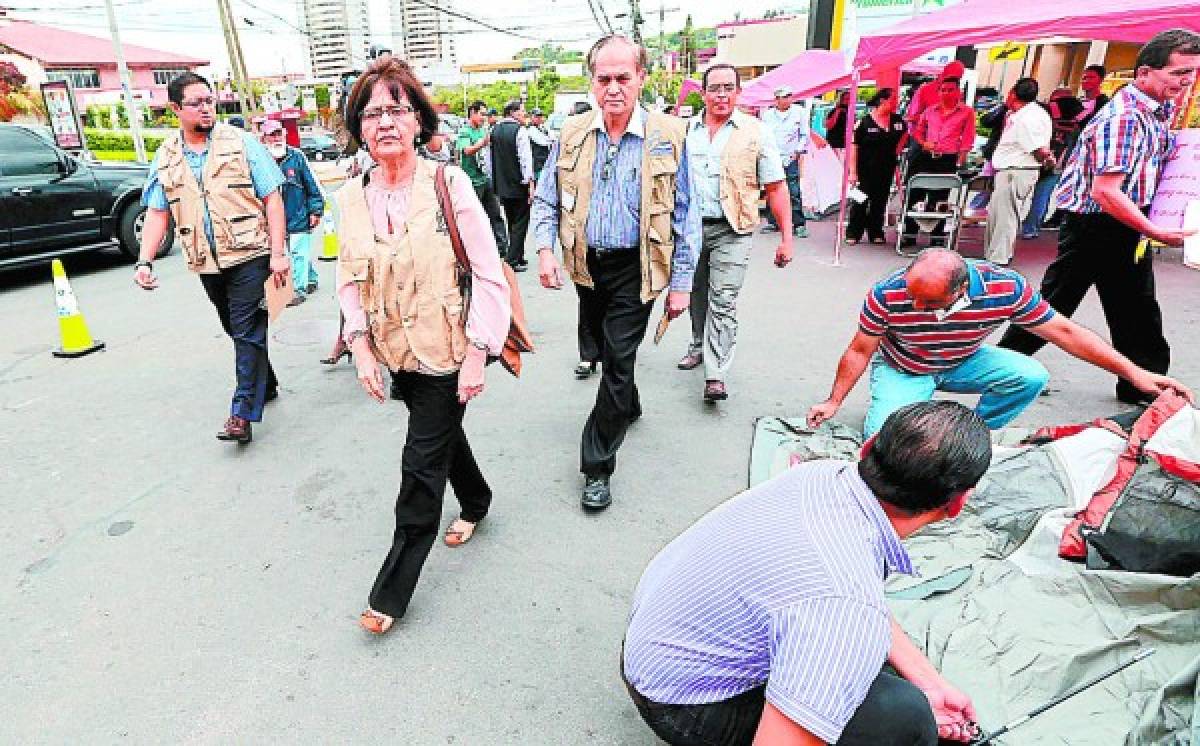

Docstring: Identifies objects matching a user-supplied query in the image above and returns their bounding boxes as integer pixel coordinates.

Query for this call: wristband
[135,260,153,272]
[470,338,489,352]
[345,329,369,345]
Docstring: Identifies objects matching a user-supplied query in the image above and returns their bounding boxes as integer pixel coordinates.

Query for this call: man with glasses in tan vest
[677,63,794,402]
[533,35,700,512]
[134,72,288,444]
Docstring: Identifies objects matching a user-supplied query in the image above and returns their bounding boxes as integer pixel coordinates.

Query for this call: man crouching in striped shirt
[623,401,986,745]
[806,248,1191,437]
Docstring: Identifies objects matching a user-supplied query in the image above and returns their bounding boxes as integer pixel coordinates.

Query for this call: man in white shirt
[985,78,1054,265]
[760,86,815,238]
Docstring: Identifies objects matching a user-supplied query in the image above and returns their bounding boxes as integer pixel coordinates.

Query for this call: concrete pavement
[1,221,1197,743]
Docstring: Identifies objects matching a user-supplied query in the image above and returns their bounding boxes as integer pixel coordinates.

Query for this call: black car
[299,133,341,162]
[0,123,172,271]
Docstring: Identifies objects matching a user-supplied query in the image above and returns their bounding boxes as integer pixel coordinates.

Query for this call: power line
[584,0,609,34]
[405,0,594,44]
[594,0,615,34]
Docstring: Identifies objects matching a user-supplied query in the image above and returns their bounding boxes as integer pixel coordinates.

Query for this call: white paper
[1184,199,1200,270]
[1149,129,1200,231]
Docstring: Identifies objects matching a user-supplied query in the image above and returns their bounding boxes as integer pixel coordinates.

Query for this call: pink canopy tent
[854,0,1200,73]
[740,50,943,108]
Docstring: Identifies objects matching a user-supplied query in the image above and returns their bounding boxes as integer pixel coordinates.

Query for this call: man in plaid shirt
[1001,29,1200,405]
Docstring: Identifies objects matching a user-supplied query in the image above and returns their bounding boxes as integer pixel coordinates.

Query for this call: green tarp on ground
[750,417,1200,745]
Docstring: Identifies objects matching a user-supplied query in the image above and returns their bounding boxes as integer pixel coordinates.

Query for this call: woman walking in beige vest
[336,58,512,635]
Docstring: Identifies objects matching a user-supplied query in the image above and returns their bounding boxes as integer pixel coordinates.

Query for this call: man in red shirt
[901,78,975,247]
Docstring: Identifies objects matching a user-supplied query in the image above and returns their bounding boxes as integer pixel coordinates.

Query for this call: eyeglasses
[705,84,737,94]
[362,103,415,121]
[181,97,216,109]
[600,143,620,181]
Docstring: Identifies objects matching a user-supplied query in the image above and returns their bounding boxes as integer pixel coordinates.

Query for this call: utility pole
[216,0,252,116]
[102,0,147,163]
[223,0,256,111]
[628,0,643,44]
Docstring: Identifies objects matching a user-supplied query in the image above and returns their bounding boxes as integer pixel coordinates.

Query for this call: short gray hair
[586,34,649,74]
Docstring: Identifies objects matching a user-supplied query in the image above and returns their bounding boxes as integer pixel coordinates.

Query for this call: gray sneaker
[794,225,809,238]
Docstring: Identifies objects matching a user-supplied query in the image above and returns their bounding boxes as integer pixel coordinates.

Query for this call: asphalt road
[2,222,1198,743]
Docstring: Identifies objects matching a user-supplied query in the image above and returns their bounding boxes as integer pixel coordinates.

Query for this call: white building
[296,0,370,81]
[390,0,456,68]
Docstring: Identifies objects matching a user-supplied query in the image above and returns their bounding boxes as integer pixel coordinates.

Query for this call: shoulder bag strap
[434,163,473,302]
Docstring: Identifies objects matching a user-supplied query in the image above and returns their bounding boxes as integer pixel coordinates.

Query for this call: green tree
[315,85,330,109]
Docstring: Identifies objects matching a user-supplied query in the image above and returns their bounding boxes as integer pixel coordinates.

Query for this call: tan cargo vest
[156,123,271,274]
[334,159,468,374]
[714,110,768,235]
[555,109,686,304]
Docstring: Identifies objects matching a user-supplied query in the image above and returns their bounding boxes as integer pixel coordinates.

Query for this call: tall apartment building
[389,0,456,68]
[296,0,371,81]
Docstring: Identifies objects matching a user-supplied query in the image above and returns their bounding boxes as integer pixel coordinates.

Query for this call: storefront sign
[40,80,84,151]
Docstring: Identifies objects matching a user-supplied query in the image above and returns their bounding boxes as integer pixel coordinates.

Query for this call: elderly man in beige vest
[533,35,701,512]
[134,72,288,444]
[676,64,794,402]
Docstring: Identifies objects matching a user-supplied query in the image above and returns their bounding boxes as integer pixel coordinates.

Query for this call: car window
[0,128,61,177]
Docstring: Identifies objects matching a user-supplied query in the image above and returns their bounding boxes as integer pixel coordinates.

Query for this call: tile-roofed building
[0,16,208,109]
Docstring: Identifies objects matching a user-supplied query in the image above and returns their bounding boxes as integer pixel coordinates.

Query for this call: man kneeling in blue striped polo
[622,401,988,745]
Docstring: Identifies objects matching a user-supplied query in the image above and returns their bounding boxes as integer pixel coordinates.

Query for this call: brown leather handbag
[434,163,534,377]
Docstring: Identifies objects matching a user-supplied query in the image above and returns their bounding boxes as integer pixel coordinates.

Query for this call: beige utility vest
[156,123,271,274]
[555,110,686,303]
[713,110,769,235]
[334,160,468,374]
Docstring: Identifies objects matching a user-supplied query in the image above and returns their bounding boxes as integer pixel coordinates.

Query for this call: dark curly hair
[343,57,439,150]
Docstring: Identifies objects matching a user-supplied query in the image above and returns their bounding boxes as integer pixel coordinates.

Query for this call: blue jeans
[288,231,318,294]
[199,256,275,422]
[1021,172,1060,237]
[864,345,1049,436]
[767,160,805,228]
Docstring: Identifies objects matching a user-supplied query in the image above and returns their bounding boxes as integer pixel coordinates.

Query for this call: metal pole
[224,0,257,112]
[216,0,251,117]
[832,71,859,267]
[102,0,147,163]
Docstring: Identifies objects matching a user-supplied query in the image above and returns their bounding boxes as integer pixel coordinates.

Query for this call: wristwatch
[345,329,369,345]
[134,260,152,272]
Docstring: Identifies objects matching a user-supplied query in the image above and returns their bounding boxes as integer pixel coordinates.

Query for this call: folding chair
[895,173,965,257]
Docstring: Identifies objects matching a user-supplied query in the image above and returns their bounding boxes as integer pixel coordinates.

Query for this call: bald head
[905,249,968,311]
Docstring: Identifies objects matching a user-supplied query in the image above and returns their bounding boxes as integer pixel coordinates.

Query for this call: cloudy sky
[8,0,793,77]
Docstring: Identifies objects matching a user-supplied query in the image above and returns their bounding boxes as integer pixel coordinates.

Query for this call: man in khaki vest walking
[533,35,700,512]
[677,64,794,402]
[134,72,288,444]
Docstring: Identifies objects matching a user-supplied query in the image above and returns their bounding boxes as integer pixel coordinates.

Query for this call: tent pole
[833,70,860,267]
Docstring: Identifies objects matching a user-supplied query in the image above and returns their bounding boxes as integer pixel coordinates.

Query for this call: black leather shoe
[581,476,612,511]
[265,387,279,403]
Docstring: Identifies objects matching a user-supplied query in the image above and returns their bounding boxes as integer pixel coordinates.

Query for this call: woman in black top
[824,90,851,152]
[846,88,908,244]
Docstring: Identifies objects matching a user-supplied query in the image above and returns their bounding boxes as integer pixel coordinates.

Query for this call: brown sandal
[443,518,479,547]
[359,608,394,635]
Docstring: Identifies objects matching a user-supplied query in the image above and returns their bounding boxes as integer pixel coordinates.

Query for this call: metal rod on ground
[972,648,1156,745]
[831,68,860,267]
[103,0,147,163]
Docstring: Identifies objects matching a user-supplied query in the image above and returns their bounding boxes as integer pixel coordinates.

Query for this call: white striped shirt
[623,461,914,743]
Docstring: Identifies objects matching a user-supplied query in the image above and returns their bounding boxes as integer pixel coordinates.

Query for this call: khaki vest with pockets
[716,110,768,235]
[555,109,686,304]
[156,123,270,274]
[334,159,468,374]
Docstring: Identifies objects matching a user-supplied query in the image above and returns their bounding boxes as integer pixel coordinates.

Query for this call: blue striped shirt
[623,460,914,743]
[531,106,700,292]
[1053,83,1175,214]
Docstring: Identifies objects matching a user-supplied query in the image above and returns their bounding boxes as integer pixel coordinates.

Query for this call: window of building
[45,68,100,89]
[153,68,190,86]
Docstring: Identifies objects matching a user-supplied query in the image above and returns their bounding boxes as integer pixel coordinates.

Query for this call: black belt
[588,246,638,258]
[702,216,728,225]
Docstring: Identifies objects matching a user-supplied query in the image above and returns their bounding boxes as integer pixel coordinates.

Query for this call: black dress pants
[998,211,1169,401]
[627,669,942,746]
[847,169,892,242]
[199,255,277,422]
[903,152,958,238]
[473,182,510,257]
[500,196,530,266]
[575,282,603,364]
[577,249,653,477]
[367,370,492,619]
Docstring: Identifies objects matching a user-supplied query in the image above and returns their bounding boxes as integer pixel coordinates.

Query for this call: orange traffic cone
[51,259,105,358]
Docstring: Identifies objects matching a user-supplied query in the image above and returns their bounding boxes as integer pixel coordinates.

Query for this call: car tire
[118,202,174,260]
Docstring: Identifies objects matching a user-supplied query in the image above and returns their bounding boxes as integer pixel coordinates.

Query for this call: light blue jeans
[864,345,1049,436]
[287,232,318,295]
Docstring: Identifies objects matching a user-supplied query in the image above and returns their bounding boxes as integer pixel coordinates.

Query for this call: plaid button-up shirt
[1053,83,1175,214]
